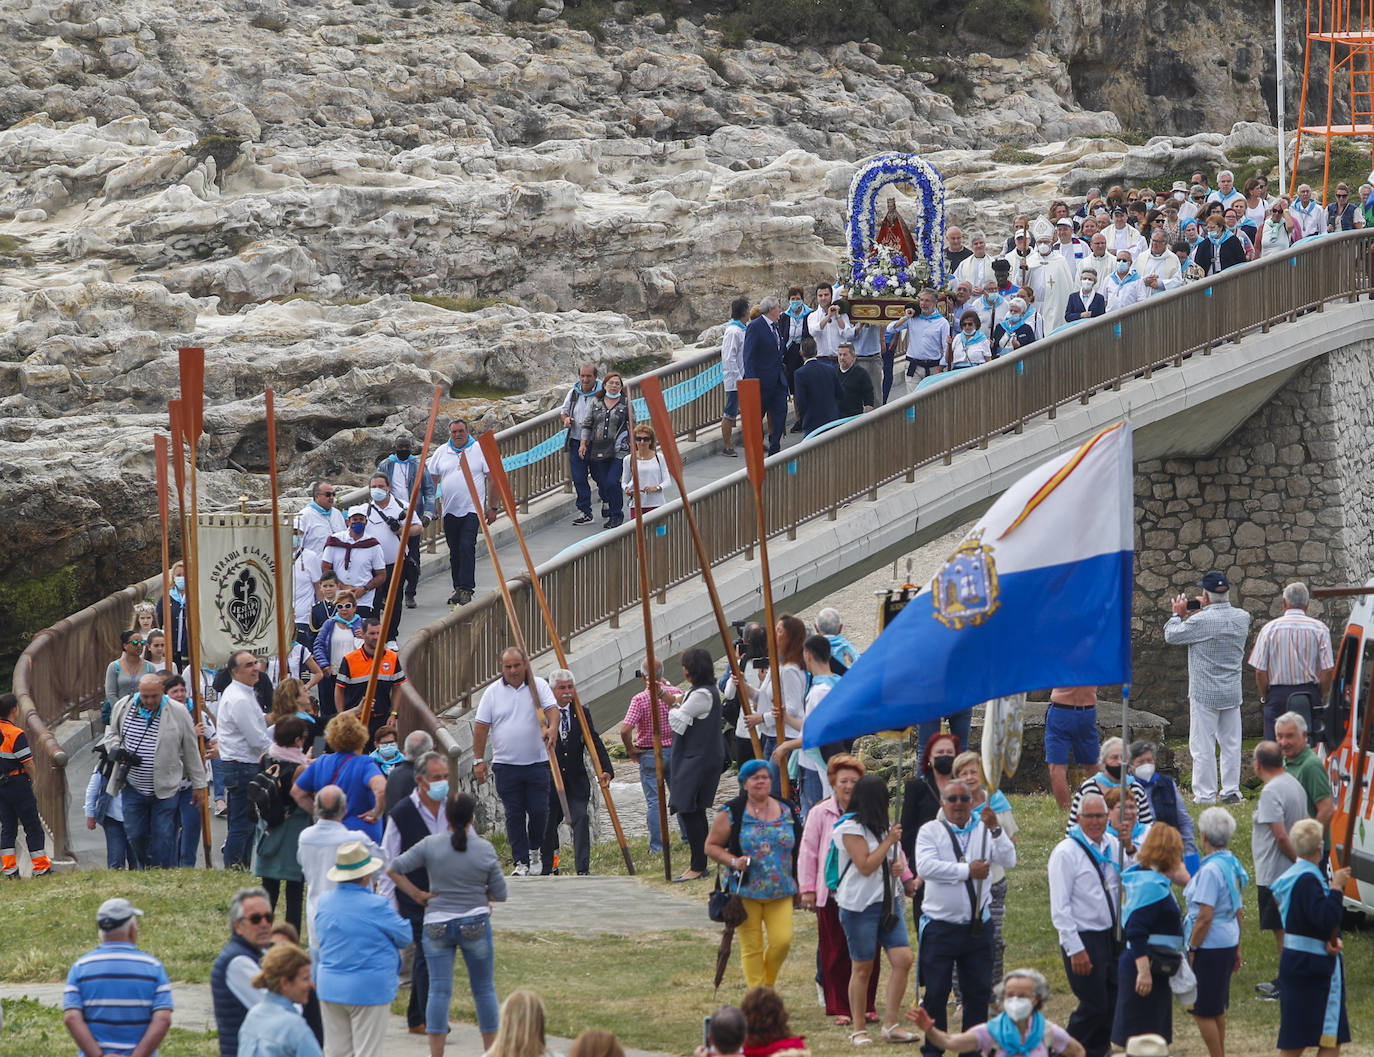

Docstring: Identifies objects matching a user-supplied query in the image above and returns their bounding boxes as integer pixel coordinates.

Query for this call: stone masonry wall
[1131,343,1374,729]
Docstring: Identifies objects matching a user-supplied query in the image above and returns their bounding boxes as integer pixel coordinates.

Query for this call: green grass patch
[410,294,514,312]
[5,787,1368,1057]
[992,145,1042,165]
[0,998,219,1057]
[356,31,383,44]
[1115,129,1156,147]
[450,380,523,400]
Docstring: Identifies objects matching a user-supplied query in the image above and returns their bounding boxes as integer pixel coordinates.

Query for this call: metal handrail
[402,230,1374,714]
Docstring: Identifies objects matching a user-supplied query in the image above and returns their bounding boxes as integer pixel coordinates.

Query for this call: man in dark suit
[792,337,843,434]
[742,296,789,454]
[540,669,614,875]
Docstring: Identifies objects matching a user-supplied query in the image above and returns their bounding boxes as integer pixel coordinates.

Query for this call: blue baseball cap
[1198,571,1230,591]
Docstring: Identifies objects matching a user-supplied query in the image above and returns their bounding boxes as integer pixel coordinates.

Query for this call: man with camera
[0,692,51,878]
[1164,571,1252,805]
[362,472,423,648]
[914,780,1016,1057]
[102,673,207,869]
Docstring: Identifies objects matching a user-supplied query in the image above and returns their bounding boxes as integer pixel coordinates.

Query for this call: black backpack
[247,756,297,828]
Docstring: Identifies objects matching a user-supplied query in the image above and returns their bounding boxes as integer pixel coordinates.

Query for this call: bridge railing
[404,229,1374,714]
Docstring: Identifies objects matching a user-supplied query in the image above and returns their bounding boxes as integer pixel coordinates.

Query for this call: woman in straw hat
[313,840,411,1057]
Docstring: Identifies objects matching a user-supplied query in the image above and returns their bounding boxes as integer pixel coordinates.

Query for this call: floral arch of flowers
[842,153,948,299]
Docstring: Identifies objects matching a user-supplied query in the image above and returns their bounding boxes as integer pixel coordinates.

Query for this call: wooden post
[358,386,441,729]
[478,431,637,875]
[626,410,673,880]
[738,379,790,799]
[154,436,173,660]
[639,376,762,759]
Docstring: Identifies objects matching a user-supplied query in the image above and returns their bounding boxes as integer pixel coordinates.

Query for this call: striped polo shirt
[119,706,162,796]
[1248,608,1334,685]
[63,941,173,1055]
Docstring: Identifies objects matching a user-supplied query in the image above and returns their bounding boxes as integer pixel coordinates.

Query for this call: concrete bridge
[15,229,1374,860]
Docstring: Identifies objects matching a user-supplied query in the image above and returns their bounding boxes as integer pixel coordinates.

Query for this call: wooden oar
[638,376,763,760]
[625,410,673,880]
[457,451,574,826]
[264,389,290,681]
[358,385,441,730]
[478,431,636,874]
[737,379,790,799]
[154,435,174,674]
[173,350,214,869]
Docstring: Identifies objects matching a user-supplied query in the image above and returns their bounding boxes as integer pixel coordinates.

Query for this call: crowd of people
[708,170,1373,445]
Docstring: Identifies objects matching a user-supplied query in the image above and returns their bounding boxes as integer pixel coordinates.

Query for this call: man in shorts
[1045,686,1099,811]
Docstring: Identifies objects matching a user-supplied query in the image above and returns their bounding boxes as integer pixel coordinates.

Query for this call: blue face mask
[377,743,399,759]
[349,521,366,535]
[425,779,449,802]
[369,488,388,504]
[173,575,185,591]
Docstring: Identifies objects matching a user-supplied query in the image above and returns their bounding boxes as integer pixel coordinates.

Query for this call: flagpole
[638,375,763,760]
[358,385,441,731]
[264,389,290,682]
[172,352,214,871]
[737,379,790,799]
[477,431,637,875]
[1118,682,1130,940]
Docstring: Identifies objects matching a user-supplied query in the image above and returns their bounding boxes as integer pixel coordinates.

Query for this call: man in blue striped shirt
[63,898,173,1057]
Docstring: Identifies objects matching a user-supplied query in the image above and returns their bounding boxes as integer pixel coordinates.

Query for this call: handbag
[709,867,747,926]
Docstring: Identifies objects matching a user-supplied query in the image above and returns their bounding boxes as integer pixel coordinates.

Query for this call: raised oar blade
[737,378,766,487]
[638,375,683,477]
[478,432,517,513]
[177,347,205,443]
[168,400,186,500]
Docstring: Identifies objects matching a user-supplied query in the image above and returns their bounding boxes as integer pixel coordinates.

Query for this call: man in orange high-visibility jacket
[0,692,51,877]
[335,620,406,748]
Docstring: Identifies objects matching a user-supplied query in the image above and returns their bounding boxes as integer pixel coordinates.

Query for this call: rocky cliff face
[0,0,1299,667]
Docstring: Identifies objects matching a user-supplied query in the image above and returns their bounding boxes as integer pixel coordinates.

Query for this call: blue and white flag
[803,421,1134,748]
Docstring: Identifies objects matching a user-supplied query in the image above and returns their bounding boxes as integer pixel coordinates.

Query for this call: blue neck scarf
[331,612,361,630]
[1186,850,1249,924]
[958,331,988,351]
[309,501,330,516]
[1112,269,1138,285]
[1096,771,1119,789]
[1067,824,1119,871]
[449,435,476,453]
[1270,857,1325,929]
[985,1012,1045,1057]
[919,310,943,321]
[169,584,185,605]
[945,814,980,839]
[137,694,167,721]
[727,318,747,331]
[1122,864,1175,922]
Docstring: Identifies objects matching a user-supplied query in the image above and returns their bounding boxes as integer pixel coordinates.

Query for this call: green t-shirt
[1284,747,1332,816]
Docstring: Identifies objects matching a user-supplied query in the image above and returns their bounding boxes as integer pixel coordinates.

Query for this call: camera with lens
[109,746,143,787]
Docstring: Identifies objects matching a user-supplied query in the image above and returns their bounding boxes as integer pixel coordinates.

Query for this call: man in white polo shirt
[472,648,557,875]
[426,418,501,608]
[321,507,386,618]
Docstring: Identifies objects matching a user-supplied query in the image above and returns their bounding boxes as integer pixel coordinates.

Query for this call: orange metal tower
[1292,0,1374,198]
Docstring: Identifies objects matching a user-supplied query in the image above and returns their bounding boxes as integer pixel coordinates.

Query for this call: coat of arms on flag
[932,532,1001,630]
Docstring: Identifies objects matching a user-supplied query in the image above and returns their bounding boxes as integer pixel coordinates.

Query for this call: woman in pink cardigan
[796,754,917,1026]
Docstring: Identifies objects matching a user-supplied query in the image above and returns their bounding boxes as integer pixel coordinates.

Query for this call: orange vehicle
[1323,580,1374,912]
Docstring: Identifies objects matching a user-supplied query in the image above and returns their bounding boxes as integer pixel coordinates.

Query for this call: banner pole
[264,389,290,681]
[155,436,173,657]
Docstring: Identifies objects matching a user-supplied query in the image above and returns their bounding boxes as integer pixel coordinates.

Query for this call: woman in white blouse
[622,425,673,514]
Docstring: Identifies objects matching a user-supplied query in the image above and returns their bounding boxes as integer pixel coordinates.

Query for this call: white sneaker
[530,850,543,875]
[511,862,530,876]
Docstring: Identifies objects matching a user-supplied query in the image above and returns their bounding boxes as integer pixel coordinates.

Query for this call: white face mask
[1036,243,1051,256]
[1134,763,1156,782]
[1081,279,1094,291]
[1115,260,1130,274]
[1003,996,1034,1022]
[369,488,388,503]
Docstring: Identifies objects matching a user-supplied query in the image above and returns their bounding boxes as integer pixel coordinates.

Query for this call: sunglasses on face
[318,491,335,498]
[129,639,145,646]
[244,912,274,925]
[944,795,972,803]
[635,437,653,444]
[337,603,355,610]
